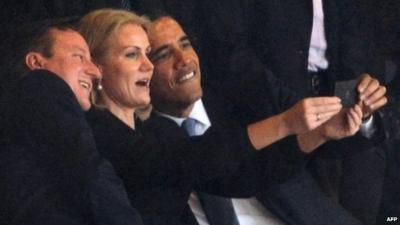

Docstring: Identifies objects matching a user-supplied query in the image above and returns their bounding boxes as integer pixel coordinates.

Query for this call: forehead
[112,23,150,47]
[51,28,89,51]
[149,18,186,47]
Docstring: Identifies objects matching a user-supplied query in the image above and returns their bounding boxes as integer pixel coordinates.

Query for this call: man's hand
[357,74,387,119]
[281,97,342,135]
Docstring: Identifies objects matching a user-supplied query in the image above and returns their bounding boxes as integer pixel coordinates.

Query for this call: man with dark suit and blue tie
[144,16,387,225]
[154,0,389,224]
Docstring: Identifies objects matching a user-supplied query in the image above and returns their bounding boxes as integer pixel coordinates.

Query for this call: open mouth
[135,79,150,88]
[178,71,195,83]
[79,80,92,90]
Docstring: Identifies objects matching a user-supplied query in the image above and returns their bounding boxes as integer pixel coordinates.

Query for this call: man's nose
[173,50,191,70]
[86,60,102,79]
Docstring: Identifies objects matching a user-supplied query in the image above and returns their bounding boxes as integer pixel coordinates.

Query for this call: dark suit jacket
[147,87,382,225]
[0,70,142,225]
[86,104,259,225]
[142,88,313,225]
[188,88,308,192]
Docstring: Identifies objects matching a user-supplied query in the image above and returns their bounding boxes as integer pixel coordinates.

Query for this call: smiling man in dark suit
[0,19,142,225]
[143,15,384,225]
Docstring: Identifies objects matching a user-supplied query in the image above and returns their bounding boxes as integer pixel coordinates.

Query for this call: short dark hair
[0,17,78,94]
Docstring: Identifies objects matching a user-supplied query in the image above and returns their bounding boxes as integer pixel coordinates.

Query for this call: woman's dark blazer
[85,102,260,225]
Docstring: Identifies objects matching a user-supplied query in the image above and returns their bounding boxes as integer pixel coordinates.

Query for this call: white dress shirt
[232,198,285,225]
[360,115,376,138]
[308,0,329,72]
[156,99,211,135]
[157,99,285,225]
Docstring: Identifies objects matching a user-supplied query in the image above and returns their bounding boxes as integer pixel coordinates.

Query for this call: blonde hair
[79,8,151,107]
[79,8,150,64]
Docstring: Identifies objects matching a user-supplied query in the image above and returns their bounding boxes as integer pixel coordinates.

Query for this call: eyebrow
[179,36,190,44]
[125,46,141,51]
[151,35,189,57]
[120,45,150,52]
[151,45,168,58]
[70,45,87,54]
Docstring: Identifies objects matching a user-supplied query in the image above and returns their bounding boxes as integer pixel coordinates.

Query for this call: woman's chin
[133,98,151,109]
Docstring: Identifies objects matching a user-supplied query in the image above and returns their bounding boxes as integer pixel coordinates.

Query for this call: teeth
[136,79,150,87]
[79,81,90,89]
[179,72,194,82]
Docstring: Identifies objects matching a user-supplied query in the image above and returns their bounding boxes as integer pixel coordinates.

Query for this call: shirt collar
[156,99,211,128]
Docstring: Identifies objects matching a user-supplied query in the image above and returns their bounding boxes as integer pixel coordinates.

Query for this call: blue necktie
[182,117,199,136]
[182,118,240,225]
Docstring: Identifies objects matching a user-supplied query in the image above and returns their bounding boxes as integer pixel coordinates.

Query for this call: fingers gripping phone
[334,79,359,107]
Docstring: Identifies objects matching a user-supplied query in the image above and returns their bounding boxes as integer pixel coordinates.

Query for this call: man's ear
[25,52,46,70]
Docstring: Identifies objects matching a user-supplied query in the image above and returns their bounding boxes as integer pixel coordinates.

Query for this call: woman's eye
[74,54,84,61]
[126,52,138,59]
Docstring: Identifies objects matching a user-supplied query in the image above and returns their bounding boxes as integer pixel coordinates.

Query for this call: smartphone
[334,79,359,107]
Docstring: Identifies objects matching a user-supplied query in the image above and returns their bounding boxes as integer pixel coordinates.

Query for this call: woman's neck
[101,94,136,129]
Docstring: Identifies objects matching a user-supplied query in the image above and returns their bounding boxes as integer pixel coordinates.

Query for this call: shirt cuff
[360,115,376,138]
